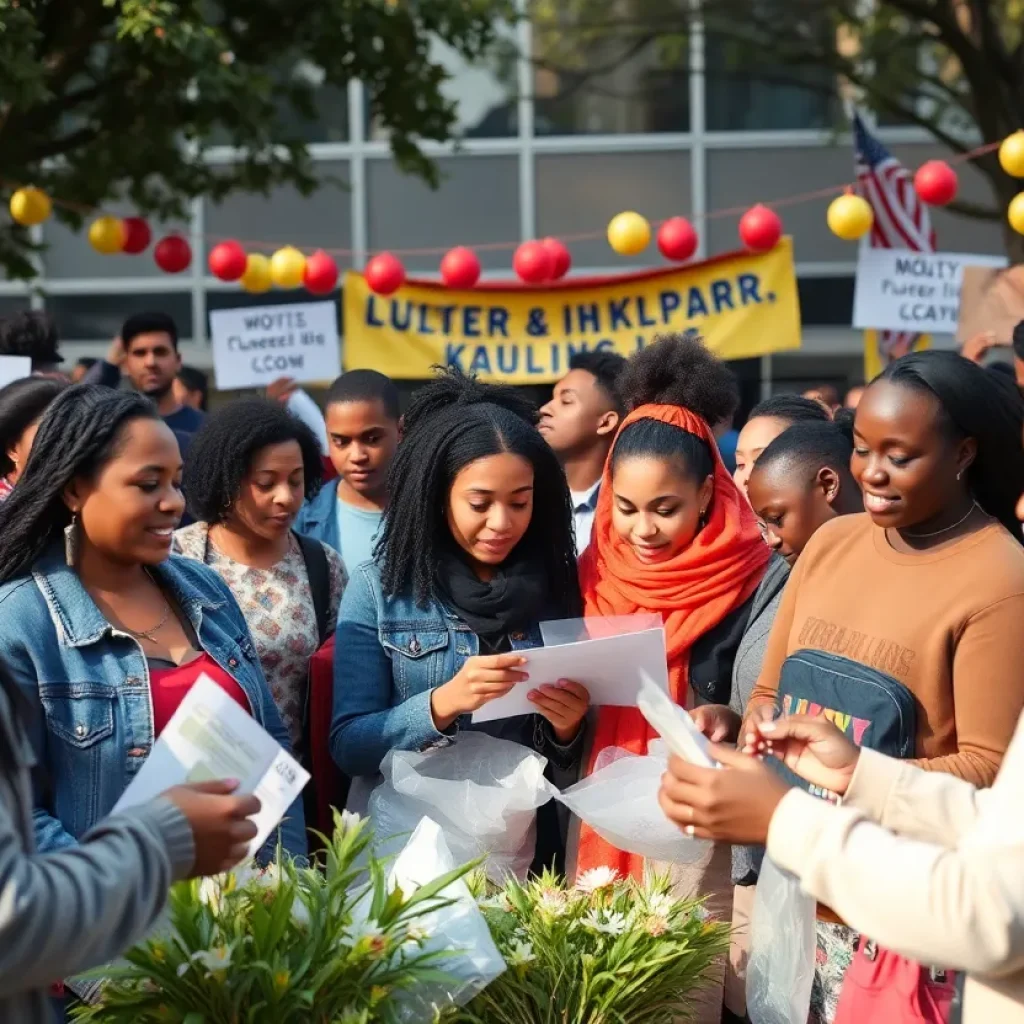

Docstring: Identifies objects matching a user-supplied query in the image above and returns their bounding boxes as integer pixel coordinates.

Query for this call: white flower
[197,876,223,909]
[179,945,233,977]
[339,809,363,834]
[344,917,386,948]
[506,938,537,967]
[536,888,568,916]
[575,867,619,894]
[581,909,628,936]
[644,891,674,917]
[290,897,311,929]
[477,892,512,913]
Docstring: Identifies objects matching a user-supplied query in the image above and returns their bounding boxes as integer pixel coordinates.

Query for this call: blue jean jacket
[0,546,307,861]
[294,480,339,553]
[330,561,584,779]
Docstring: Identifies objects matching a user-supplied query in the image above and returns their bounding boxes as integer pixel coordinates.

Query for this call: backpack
[770,649,917,790]
[295,531,331,646]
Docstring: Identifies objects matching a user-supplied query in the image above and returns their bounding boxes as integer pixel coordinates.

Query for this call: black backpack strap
[295,531,331,646]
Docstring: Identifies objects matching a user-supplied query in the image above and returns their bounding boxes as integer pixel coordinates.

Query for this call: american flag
[853,112,936,362]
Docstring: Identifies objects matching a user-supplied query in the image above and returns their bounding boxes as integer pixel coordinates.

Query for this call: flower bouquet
[448,866,730,1024]
[70,812,471,1024]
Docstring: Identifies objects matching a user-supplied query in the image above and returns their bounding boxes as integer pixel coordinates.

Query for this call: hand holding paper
[114,675,309,855]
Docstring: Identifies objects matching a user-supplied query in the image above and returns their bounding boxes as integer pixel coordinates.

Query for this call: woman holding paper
[573,333,774,1024]
[0,386,307,870]
[330,367,589,875]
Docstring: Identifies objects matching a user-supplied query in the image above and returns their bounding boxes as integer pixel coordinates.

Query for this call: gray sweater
[0,685,195,1023]
[729,554,790,885]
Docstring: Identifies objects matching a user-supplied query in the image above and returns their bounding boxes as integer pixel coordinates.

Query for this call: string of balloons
[8,131,1024,297]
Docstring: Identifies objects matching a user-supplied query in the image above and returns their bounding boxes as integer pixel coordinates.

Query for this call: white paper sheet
[471,627,669,724]
[113,674,309,854]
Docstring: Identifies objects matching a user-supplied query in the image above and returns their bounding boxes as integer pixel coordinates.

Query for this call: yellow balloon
[10,187,52,227]
[827,193,874,242]
[240,253,273,293]
[1008,193,1024,236]
[270,245,306,289]
[88,216,125,254]
[1000,131,1024,179]
[607,211,651,256]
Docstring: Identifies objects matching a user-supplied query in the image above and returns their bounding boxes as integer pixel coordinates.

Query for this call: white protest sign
[0,356,31,389]
[853,248,1007,335]
[209,300,341,391]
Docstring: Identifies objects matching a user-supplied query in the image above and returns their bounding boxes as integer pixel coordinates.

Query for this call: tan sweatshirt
[767,712,1024,1024]
[750,513,1024,785]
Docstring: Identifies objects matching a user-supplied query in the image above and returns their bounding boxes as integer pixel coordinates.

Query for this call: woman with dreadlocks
[330,367,589,875]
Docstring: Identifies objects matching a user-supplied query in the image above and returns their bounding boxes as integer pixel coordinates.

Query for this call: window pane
[47,293,193,342]
[0,297,32,317]
[798,276,855,326]
[706,146,854,261]
[369,31,520,140]
[203,162,352,260]
[532,10,690,134]
[366,156,519,271]
[43,209,186,280]
[535,151,692,268]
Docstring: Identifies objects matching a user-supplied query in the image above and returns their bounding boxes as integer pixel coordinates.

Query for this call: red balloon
[657,217,698,262]
[914,160,958,206]
[208,240,247,282]
[440,246,481,289]
[303,249,339,295]
[513,240,553,284]
[365,252,405,295]
[153,234,192,273]
[121,217,151,255]
[541,238,571,280]
[739,205,783,253]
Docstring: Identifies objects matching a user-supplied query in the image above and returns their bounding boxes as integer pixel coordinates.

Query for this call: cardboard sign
[957,264,1024,347]
[853,248,1006,335]
[0,356,31,390]
[209,301,341,391]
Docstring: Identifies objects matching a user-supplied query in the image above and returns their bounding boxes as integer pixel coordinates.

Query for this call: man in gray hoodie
[0,678,261,1023]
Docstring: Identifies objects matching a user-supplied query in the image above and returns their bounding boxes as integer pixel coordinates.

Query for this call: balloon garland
[7,129,1024,294]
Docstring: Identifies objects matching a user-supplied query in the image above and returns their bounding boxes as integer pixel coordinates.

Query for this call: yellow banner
[343,239,801,383]
[862,330,932,381]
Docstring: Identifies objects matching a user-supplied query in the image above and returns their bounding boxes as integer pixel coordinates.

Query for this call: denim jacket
[0,545,307,861]
[331,561,585,779]
[294,480,339,554]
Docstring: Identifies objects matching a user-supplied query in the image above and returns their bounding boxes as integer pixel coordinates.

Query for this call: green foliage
[0,0,515,278]
[447,866,731,1024]
[69,811,470,1024]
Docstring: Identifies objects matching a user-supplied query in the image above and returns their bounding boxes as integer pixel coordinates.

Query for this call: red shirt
[149,652,250,736]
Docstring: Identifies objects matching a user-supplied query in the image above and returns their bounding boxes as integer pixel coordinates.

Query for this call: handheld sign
[209,300,341,391]
[637,675,719,768]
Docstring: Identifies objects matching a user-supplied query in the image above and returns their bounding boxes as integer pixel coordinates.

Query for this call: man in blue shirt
[294,370,400,572]
[538,351,625,556]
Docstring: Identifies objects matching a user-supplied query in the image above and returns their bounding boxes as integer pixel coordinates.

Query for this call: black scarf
[433,546,549,640]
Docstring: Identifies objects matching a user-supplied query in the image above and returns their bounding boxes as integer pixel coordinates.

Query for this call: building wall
[0,17,1003,399]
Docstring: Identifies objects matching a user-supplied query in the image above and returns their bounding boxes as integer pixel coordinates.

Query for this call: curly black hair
[0,376,66,476]
[0,386,161,583]
[379,366,580,612]
[182,398,324,524]
[747,394,831,425]
[0,311,61,370]
[611,333,739,484]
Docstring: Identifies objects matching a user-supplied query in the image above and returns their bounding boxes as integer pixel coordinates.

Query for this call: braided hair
[879,350,1024,544]
[0,385,161,583]
[379,367,580,612]
[613,332,739,483]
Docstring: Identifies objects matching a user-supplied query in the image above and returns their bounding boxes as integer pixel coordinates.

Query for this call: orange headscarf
[575,403,770,879]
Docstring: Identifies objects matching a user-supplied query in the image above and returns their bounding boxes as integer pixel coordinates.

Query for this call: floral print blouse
[174,522,347,750]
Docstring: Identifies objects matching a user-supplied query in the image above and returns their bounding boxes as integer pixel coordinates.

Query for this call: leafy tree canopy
[0,0,513,278]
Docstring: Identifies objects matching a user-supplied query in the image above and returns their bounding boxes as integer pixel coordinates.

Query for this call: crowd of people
[1,306,1023,1024]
